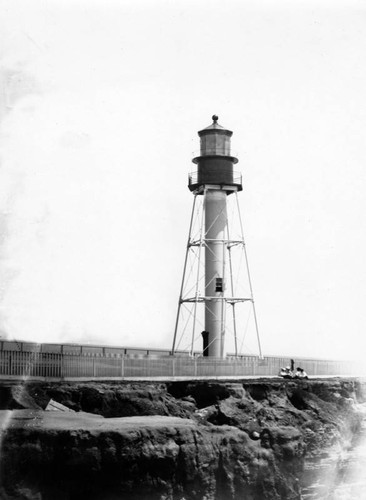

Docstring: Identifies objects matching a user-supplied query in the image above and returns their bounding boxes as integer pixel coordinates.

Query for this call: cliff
[0,377,364,499]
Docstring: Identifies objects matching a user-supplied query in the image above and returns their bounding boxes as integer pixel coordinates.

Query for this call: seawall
[0,377,365,499]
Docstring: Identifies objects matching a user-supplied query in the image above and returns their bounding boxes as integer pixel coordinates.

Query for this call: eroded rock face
[0,377,364,499]
[0,411,300,500]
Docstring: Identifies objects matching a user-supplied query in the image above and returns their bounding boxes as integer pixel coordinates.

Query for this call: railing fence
[0,350,361,379]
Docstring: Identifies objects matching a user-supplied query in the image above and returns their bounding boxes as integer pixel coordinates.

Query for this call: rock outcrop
[0,377,364,499]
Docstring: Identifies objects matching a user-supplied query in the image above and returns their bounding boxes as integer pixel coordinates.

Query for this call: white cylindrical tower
[204,190,227,357]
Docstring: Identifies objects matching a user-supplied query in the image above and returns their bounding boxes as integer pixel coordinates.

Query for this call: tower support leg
[235,192,263,359]
[172,194,197,355]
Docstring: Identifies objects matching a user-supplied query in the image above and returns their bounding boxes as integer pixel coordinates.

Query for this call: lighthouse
[172,116,262,359]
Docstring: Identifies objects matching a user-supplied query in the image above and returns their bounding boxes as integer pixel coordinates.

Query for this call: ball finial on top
[212,115,219,123]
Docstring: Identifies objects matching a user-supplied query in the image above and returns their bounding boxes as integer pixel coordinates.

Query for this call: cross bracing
[172,190,262,358]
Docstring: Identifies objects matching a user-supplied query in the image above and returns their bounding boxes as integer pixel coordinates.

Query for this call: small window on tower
[215,277,223,292]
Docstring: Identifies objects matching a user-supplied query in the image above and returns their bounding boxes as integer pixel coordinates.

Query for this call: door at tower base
[201,331,209,357]
[205,189,227,358]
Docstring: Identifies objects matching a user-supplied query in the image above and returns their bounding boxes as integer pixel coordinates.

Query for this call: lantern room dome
[201,115,227,131]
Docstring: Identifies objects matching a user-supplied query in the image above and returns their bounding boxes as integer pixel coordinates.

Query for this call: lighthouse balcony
[188,171,243,193]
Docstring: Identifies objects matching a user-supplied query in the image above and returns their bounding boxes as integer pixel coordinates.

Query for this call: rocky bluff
[0,377,365,500]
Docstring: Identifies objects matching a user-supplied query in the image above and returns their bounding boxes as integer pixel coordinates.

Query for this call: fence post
[60,353,64,379]
[121,355,125,378]
[172,357,175,378]
[93,357,96,377]
[194,357,198,378]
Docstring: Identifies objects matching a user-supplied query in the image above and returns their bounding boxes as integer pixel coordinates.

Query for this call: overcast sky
[0,0,365,360]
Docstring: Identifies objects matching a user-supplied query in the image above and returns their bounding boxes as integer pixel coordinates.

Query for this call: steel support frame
[172,187,262,358]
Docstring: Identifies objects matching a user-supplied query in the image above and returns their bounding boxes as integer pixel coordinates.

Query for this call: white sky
[0,0,365,360]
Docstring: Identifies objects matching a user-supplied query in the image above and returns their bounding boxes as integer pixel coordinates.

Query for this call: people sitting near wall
[295,367,309,379]
[279,360,310,379]
[279,366,294,379]
[300,368,308,379]
[279,367,287,377]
